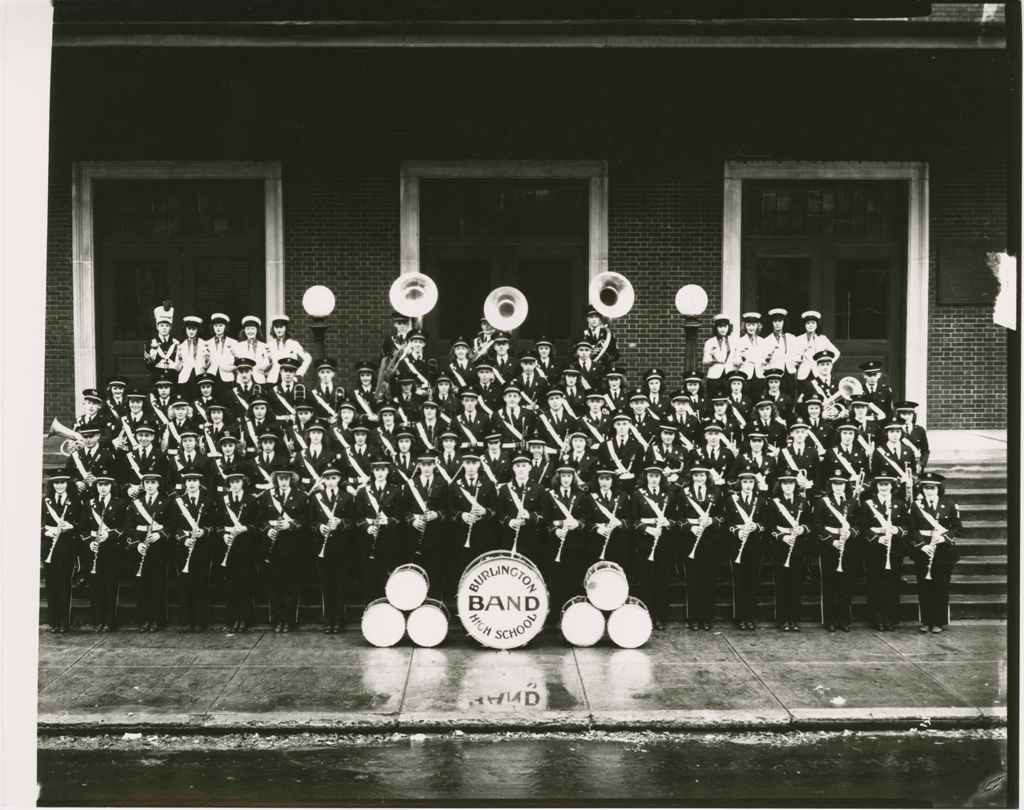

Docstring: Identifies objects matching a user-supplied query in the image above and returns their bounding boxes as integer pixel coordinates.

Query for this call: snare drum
[560,596,606,647]
[607,597,653,649]
[407,598,450,647]
[385,563,430,611]
[584,560,629,611]
[361,598,407,647]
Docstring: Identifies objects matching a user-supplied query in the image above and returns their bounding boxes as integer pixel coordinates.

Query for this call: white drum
[607,597,653,649]
[560,596,606,647]
[361,598,406,647]
[385,563,430,611]
[407,598,450,648]
[457,551,549,649]
[584,560,629,611]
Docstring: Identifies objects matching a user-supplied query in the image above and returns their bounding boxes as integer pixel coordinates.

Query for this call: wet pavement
[38,729,1009,807]
[37,623,1007,732]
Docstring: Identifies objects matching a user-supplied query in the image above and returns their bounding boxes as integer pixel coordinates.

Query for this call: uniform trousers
[222,542,254,626]
[682,528,719,624]
[864,546,903,626]
[268,556,304,625]
[362,530,402,606]
[730,540,764,623]
[820,543,859,627]
[178,549,212,627]
[773,549,806,625]
[315,555,348,627]
[913,559,953,627]
[636,532,674,623]
[135,545,168,627]
[44,554,77,628]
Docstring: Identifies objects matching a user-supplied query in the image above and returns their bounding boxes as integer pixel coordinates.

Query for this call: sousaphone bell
[483,286,529,332]
[588,271,635,319]
[389,272,439,319]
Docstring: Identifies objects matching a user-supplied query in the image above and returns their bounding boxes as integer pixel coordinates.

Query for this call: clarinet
[554,495,575,563]
[319,500,339,559]
[647,527,661,563]
[135,529,155,578]
[783,507,804,569]
[45,502,70,565]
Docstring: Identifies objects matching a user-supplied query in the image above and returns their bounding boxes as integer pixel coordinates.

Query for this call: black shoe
[654,621,665,631]
[322,625,332,635]
[791,623,801,633]
[780,623,790,632]
[826,624,837,632]
[274,622,283,633]
[48,626,60,634]
[238,622,249,633]
[702,622,712,631]
[840,624,851,633]
[687,622,698,631]
[282,624,291,634]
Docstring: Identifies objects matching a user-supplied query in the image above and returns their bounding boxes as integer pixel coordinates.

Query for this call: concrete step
[957,555,1007,575]
[945,487,1008,504]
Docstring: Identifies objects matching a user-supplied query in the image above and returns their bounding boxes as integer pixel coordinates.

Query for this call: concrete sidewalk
[37,622,1007,734]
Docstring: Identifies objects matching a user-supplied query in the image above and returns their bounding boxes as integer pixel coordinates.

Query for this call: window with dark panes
[834,259,890,340]
[420,180,589,357]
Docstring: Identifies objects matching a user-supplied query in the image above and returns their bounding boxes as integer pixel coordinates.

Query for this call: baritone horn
[48,418,86,456]
[389,272,439,319]
[483,286,528,332]
[589,272,635,319]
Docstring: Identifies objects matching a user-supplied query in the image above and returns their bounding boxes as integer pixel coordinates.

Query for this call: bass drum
[407,598,450,648]
[584,560,629,611]
[607,597,653,649]
[457,551,549,649]
[361,598,406,647]
[385,563,430,611]
[560,596,606,647]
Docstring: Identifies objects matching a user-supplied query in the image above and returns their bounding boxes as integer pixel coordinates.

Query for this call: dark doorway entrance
[94,180,266,390]
[741,181,907,391]
[419,180,589,362]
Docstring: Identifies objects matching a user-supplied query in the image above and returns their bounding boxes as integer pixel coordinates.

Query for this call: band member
[41,474,80,632]
[534,336,559,381]
[602,367,629,414]
[730,312,768,380]
[471,316,497,362]
[309,358,345,421]
[329,401,360,456]
[343,425,379,494]
[117,389,156,445]
[203,403,235,454]
[192,374,219,427]
[872,421,918,503]
[402,329,434,396]
[455,388,489,451]
[705,397,743,453]
[354,460,406,604]
[74,388,118,445]
[642,368,667,420]
[762,308,797,381]
[746,399,787,453]
[81,475,128,634]
[375,405,401,457]
[588,468,631,571]
[173,429,212,493]
[252,431,290,492]
[260,468,308,632]
[436,430,463,484]
[405,455,449,597]
[309,466,353,633]
[526,437,554,488]
[909,472,962,633]
[768,473,812,631]
[497,455,545,559]
[144,303,181,384]
[762,370,795,422]
[644,423,687,487]
[692,423,735,492]
[392,374,424,425]
[702,314,736,396]
[270,357,306,421]
[859,360,893,422]
[128,472,172,632]
[102,377,130,421]
[725,470,768,630]
[679,466,723,631]
[577,391,611,451]
[446,337,475,390]
[813,471,861,632]
[65,424,117,498]
[560,368,586,417]
[212,433,253,493]
[798,350,846,422]
[677,372,707,424]
[777,421,820,499]
[725,371,754,430]
[233,315,272,384]
[286,402,319,457]
[600,413,643,491]
[481,432,512,486]
[219,471,260,632]
[628,390,661,445]
[583,306,620,364]
[800,397,833,459]
[895,400,930,470]
[149,376,176,428]
[859,475,910,631]
[229,356,262,422]
[567,338,604,392]
[176,315,207,390]
[162,396,199,457]
[174,471,218,632]
[543,465,589,618]
[515,352,548,409]
[729,431,776,493]
[433,374,458,423]
[474,362,502,415]
[631,465,677,630]
[392,431,419,483]
[826,423,871,501]
[351,360,382,423]
[382,311,413,362]
[118,424,166,498]
[242,399,280,456]
[205,313,238,388]
[534,388,574,455]
[490,332,518,386]
[449,453,497,572]
[790,311,840,381]
[266,315,312,383]
[492,384,534,449]
[295,421,339,496]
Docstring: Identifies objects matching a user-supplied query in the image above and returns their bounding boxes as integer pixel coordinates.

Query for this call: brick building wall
[43,159,75,425]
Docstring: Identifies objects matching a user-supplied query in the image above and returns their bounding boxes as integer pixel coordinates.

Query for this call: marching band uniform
[727,433,777,494]
[435,433,464,485]
[631,468,678,630]
[797,350,844,422]
[102,379,130,422]
[73,388,119,448]
[767,478,812,631]
[228,357,262,422]
[404,458,449,598]
[582,309,620,364]
[858,360,894,422]
[172,431,213,493]
[542,469,590,618]
[729,313,769,380]
[127,475,172,632]
[117,426,168,498]
[205,314,238,385]
[259,472,309,631]
[858,477,910,631]
[679,469,723,630]
[233,316,273,384]
[745,400,788,453]
[342,428,380,494]
[644,426,688,487]
[480,435,513,487]
[391,434,419,485]
[144,304,181,384]
[567,338,606,392]
[813,474,862,632]
[641,369,669,421]
[176,315,208,389]
[351,361,382,424]
[490,336,519,387]
[788,311,840,381]
[64,425,117,499]
[491,386,536,449]
[533,336,560,382]
[514,353,548,409]
[473,364,504,416]
[762,371,796,421]
[909,474,962,632]
[871,422,919,503]
[212,435,255,493]
[308,473,354,633]
[599,415,644,493]
[309,358,346,422]
[446,338,476,391]
[172,475,218,631]
[495,462,545,558]
[724,472,768,629]
[269,358,306,421]
[294,423,341,495]
[776,423,821,499]
[533,389,574,455]
[801,399,835,459]
[354,463,407,605]
[560,370,587,418]
[691,424,736,494]
[218,476,261,631]
[266,315,312,383]
[576,395,612,452]
[448,459,498,570]
[455,390,490,451]
[825,424,871,501]
[252,433,291,492]
[392,378,425,425]
[763,308,798,378]
[601,368,630,415]
[724,372,755,428]
[705,398,744,454]
[588,475,632,572]
[81,476,129,631]
[896,400,930,471]
[702,314,737,396]
[41,476,80,632]
[526,440,555,489]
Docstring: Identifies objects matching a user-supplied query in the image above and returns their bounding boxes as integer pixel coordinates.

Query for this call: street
[39,729,1008,807]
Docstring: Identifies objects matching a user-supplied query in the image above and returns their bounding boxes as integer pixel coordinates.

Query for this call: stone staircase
[39,438,1008,627]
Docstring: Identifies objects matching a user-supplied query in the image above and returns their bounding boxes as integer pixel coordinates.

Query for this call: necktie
[234,497,241,506]
[312,451,319,461]
[562,489,570,499]
[696,488,704,500]
[57,496,64,508]
[191,497,198,508]
[264,454,271,464]
[147,496,153,507]
[745,496,751,507]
